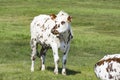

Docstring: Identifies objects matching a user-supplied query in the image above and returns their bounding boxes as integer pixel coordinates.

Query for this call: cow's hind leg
[30,38,37,72]
[40,47,48,71]
[62,44,70,75]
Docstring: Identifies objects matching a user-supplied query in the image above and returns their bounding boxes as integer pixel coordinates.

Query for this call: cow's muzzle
[51,24,59,35]
[51,29,59,35]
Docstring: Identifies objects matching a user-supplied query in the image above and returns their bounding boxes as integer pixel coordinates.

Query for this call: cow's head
[51,14,72,35]
[57,11,72,22]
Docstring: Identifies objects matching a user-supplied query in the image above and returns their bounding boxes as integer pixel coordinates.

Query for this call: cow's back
[30,14,60,47]
[94,54,120,80]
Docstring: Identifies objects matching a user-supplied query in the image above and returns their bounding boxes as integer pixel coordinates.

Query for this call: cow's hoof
[62,69,66,75]
[54,69,58,75]
[41,65,45,71]
[31,68,34,72]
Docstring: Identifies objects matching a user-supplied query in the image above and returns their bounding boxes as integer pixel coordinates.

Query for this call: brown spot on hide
[44,39,47,42]
[37,24,40,26]
[53,24,58,29]
[109,74,113,79]
[51,24,59,35]
[61,21,65,25]
[114,69,117,72]
[106,63,113,72]
[40,35,43,38]
[96,57,120,66]
[50,14,56,20]
[56,36,60,39]
[105,75,106,78]
[99,70,101,73]
[44,28,47,31]
[48,34,51,37]
[67,16,72,22]
[58,24,60,27]
[51,29,59,35]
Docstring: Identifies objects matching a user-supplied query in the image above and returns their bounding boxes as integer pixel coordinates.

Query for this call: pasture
[0,0,120,80]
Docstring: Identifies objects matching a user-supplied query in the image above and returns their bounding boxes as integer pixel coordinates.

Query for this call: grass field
[0,0,120,80]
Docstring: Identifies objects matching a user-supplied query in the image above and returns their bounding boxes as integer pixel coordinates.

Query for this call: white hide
[94,54,120,80]
[30,11,73,75]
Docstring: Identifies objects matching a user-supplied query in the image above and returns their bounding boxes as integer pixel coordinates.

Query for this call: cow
[94,54,120,80]
[30,11,73,75]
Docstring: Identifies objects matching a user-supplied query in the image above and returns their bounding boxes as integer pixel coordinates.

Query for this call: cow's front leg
[30,38,37,72]
[51,43,59,74]
[40,47,48,71]
[62,44,70,75]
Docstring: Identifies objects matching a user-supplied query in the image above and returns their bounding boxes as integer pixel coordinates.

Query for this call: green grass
[0,0,120,80]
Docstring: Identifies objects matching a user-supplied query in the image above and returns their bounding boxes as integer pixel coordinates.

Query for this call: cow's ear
[67,16,72,22]
[50,14,56,20]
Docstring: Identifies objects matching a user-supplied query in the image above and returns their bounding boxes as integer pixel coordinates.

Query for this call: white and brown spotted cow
[30,11,73,75]
[94,54,120,80]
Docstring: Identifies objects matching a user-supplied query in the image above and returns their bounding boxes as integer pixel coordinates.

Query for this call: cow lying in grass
[30,11,73,75]
[94,54,120,80]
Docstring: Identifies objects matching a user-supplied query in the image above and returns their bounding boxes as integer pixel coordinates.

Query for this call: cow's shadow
[47,66,81,75]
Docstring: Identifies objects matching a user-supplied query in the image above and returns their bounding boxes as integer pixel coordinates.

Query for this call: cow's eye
[61,21,65,25]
